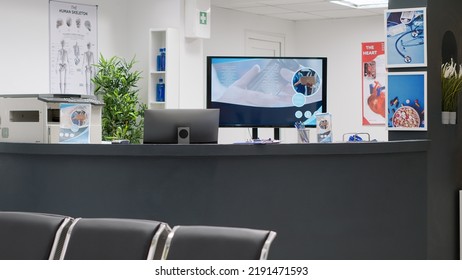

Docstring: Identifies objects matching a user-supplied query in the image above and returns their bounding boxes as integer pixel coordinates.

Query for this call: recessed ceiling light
[330,0,388,9]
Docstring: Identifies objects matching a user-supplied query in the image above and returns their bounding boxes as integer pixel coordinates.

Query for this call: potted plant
[441,58,462,124]
[92,55,147,143]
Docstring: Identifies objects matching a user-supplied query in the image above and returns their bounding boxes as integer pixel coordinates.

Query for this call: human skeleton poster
[49,1,98,95]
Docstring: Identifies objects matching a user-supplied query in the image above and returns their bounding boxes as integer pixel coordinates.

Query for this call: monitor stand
[274,128,280,140]
[252,128,258,140]
[251,128,280,140]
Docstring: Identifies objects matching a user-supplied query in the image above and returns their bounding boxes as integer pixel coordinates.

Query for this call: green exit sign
[199,11,207,25]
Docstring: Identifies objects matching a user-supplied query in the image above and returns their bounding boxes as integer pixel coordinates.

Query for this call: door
[246,31,297,142]
[219,31,285,143]
[245,31,284,56]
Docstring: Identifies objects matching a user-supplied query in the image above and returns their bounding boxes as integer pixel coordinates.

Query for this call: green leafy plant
[441,59,462,112]
[92,55,147,143]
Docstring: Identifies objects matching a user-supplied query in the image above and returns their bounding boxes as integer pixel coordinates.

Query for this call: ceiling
[210,0,386,21]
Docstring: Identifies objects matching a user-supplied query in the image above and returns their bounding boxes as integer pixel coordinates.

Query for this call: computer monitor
[207,56,327,127]
[143,109,220,144]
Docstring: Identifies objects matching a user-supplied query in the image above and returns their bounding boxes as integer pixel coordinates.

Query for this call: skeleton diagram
[83,42,95,94]
[57,40,69,94]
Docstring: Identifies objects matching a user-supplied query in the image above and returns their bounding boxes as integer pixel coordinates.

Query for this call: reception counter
[0,140,430,259]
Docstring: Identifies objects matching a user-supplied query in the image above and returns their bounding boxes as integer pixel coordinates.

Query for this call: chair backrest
[0,211,72,260]
[161,225,277,260]
[60,218,169,260]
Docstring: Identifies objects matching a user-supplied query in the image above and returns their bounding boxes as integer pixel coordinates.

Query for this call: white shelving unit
[148,28,180,109]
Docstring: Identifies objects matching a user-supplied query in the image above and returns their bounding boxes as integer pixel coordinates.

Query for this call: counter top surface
[0,140,430,157]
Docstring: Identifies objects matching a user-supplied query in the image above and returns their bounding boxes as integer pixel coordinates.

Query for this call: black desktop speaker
[177,127,190,144]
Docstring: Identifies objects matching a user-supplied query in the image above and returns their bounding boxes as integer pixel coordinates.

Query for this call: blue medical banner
[385,7,427,68]
[387,72,427,131]
[59,103,91,143]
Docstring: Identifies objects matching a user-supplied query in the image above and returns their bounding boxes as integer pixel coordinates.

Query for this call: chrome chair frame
[0,211,73,260]
[48,216,73,260]
[161,225,277,260]
[59,218,170,260]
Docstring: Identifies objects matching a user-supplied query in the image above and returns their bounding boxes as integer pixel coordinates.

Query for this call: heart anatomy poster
[362,42,386,126]
[49,1,98,95]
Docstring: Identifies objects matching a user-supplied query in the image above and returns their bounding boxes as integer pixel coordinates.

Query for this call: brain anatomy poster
[49,1,98,95]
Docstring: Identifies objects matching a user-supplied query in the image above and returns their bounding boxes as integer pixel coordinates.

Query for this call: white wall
[177,4,299,111]
[1,1,387,142]
[0,0,184,101]
[0,0,129,94]
[295,16,387,141]
[122,0,208,109]
[93,0,130,58]
[0,0,206,116]
[203,7,298,143]
[0,0,49,93]
[124,0,182,105]
[204,8,297,56]
[204,9,387,142]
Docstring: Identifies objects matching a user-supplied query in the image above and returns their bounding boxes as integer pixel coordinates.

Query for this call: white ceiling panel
[260,0,323,4]
[270,12,326,21]
[209,1,262,9]
[367,8,387,15]
[211,0,387,21]
[311,8,376,18]
[237,5,293,15]
[283,2,350,12]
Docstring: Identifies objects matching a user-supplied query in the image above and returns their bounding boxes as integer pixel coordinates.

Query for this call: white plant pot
[449,111,457,124]
[442,111,450,124]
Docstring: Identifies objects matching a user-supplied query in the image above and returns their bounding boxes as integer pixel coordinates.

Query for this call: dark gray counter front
[0,140,430,259]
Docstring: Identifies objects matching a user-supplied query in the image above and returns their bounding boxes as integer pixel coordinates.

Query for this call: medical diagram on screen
[211,58,323,108]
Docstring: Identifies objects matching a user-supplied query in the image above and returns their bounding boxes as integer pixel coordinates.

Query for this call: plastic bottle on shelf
[156,48,164,71]
[156,49,161,71]
[160,48,166,71]
[156,78,165,102]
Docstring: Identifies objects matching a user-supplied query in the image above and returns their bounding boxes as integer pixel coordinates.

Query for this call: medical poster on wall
[387,72,427,131]
[59,103,91,143]
[385,7,427,68]
[362,42,386,125]
[49,1,98,95]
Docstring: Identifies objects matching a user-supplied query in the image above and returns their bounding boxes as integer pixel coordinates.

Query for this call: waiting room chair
[161,225,277,260]
[59,218,170,260]
[0,211,72,260]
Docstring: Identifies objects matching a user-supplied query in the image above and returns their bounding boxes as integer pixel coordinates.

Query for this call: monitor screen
[143,109,220,144]
[207,56,327,127]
